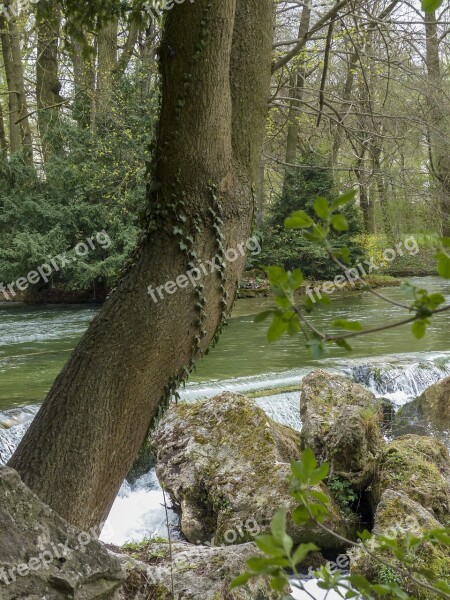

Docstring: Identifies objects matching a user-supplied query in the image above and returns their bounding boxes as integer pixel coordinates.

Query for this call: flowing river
[1,276,450,599]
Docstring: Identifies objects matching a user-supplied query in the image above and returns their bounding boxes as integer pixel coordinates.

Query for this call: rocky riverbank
[1,371,449,599]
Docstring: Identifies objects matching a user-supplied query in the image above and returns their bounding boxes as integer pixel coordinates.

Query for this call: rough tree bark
[70,34,96,129]
[0,103,7,156]
[10,0,273,532]
[97,18,118,120]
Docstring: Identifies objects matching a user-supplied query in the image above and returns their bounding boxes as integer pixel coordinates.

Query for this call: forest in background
[0,0,449,296]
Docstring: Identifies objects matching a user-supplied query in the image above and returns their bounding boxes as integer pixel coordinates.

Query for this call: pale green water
[1,277,449,409]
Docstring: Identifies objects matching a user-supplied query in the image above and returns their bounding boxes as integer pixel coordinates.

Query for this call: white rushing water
[1,351,450,599]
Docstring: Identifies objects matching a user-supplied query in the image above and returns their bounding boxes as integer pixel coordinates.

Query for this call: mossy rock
[301,370,384,491]
[350,489,450,600]
[117,540,286,599]
[370,435,450,526]
[153,393,355,551]
[392,377,450,445]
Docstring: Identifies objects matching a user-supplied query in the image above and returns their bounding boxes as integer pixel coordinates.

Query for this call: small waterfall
[343,352,450,406]
[0,405,38,465]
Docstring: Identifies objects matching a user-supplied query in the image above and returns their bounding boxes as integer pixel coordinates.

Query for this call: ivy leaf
[285,211,314,229]
[314,197,331,220]
[331,214,349,232]
[422,0,444,12]
[332,319,363,331]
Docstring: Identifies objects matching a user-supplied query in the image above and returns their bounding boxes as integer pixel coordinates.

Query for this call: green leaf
[331,214,349,232]
[332,319,363,332]
[334,247,351,264]
[271,510,287,544]
[292,543,319,566]
[335,339,353,352]
[254,310,273,323]
[284,211,314,229]
[270,575,289,592]
[303,224,327,242]
[306,338,326,359]
[230,572,253,588]
[314,197,331,220]
[412,319,428,339]
[422,0,444,12]
[331,190,357,209]
[255,535,285,557]
[309,463,330,485]
[441,236,450,248]
[267,314,288,343]
[437,252,450,278]
[301,448,318,477]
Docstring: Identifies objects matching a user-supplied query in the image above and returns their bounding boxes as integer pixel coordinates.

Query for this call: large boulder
[392,376,450,443]
[370,435,450,526]
[154,393,354,551]
[0,467,123,599]
[350,490,450,599]
[300,370,384,490]
[117,540,286,600]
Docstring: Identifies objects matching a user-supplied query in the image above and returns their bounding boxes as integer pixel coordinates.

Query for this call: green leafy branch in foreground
[256,190,450,358]
[231,450,450,599]
[422,0,444,13]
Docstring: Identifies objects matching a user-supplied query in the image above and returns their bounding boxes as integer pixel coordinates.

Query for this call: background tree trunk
[281,3,311,198]
[1,4,33,162]
[10,0,273,532]
[424,11,450,236]
[97,18,118,121]
[36,0,63,163]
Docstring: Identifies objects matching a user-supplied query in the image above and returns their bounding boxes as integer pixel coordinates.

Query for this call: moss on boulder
[370,435,450,526]
[350,489,450,600]
[117,540,286,599]
[392,376,450,444]
[300,370,384,490]
[154,393,354,551]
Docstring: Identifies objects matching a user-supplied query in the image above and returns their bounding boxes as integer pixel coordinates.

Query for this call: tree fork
[9,0,273,531]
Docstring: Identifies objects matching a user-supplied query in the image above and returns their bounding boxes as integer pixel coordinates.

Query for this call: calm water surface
[0,276,449,409]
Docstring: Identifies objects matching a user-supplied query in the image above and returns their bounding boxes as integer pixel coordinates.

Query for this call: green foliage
[232,450,450,600]
[254,155,365,279]
[422,0,444,12]
[257,191,450,357]
[327,476,358,513]
[0,74,154,294]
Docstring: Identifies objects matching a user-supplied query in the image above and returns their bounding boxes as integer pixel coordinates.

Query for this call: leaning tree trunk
[10,0,273,532]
